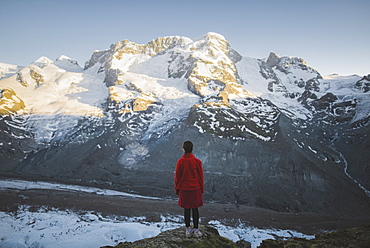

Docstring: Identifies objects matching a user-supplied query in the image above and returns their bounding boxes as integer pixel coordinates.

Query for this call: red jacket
[174,153,204,194]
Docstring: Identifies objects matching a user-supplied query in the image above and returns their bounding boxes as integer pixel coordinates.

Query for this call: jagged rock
[84,50,111,70]
[0,88,26,114]
[304,78,320,92]
[187,98,279,141]
[266,52,322,79]
[354,74,370,92]
[297,90,317,107]
[266,52,280,68]
[228,48,242,64]
[331,99,357,123]
[168,52,196,79]
[102,225,251,248]
[259,224,370,248]
[16,71,27,86]
[30,69,44,85]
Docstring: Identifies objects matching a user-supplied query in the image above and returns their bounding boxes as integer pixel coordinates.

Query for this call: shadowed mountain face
[0,33,369,217]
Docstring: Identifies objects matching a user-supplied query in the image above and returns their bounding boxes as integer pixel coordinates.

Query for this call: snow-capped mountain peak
[32,56,53,68]
[0,55,104,116]
[0,33,369,215]
[54,55,82,72]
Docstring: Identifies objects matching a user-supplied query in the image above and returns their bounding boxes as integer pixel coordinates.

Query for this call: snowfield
[0,180,314,248]
[0,207,314,248]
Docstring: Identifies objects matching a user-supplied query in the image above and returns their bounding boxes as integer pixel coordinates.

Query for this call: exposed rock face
[266,52,280,68]
[355,74,370,92]
[0,88,26,114]
[16,71,27,86]
[103,226,251,248]
[30,69,44,85]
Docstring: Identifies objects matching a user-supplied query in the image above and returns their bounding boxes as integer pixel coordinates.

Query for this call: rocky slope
[0,32,369,217]
[103,224,370,248]
[102,225,250,248]
[259,224,370,248]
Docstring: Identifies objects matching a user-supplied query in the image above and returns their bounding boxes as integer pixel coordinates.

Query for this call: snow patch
[0,180,160,200]
[0,207,314,248]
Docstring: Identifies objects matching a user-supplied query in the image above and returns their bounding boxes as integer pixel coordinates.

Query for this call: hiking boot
[185,227,192,238]
[193,228,202,237]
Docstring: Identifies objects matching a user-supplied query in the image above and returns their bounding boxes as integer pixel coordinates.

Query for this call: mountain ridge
[0,32,369,217]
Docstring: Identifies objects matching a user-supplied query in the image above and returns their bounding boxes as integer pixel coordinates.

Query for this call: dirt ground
[1,186,369,235]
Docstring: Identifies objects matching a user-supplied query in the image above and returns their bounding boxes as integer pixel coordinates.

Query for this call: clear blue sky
[1,0,369,76]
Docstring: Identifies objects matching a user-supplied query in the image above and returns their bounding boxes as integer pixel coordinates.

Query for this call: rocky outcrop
[266,52,280,68]
[264,52,323,98]
[103,226,251,248]
[188,97,279,141]
[259,224,370,248]
[104,224,370,248]
[0,88,26,114]
[266,52,322,78]
[184,33,252,100]
[355,74,370,92]
[30,69,44,86]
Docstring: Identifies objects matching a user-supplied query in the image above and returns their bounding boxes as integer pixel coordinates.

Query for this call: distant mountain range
[0,32,369,217]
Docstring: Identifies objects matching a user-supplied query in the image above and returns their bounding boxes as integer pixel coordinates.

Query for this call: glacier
[0,32,369,218]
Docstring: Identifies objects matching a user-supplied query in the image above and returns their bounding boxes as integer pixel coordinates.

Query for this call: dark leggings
[184,208,199,228]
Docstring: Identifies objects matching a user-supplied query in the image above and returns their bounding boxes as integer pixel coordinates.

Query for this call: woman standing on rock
[174,140,204,238]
